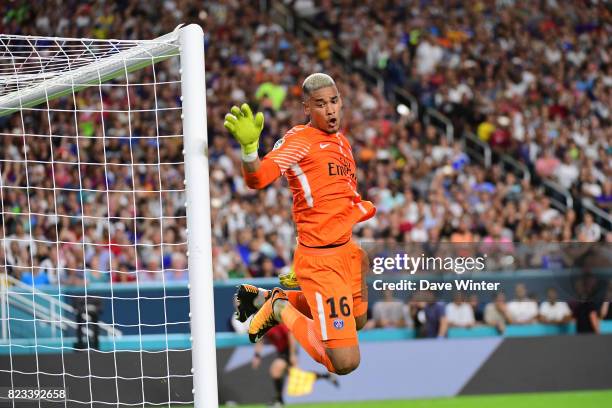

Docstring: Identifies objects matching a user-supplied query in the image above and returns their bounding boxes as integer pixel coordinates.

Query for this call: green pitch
[206,389,612,408]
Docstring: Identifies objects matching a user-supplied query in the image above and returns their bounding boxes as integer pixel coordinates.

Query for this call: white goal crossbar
[0,28,180,117]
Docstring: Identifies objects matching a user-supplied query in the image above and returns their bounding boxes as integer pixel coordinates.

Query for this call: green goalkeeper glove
[223,103,264,161]
[279,266,300,289]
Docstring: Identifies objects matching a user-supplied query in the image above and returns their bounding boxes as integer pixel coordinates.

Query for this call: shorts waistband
[297,239,351,256]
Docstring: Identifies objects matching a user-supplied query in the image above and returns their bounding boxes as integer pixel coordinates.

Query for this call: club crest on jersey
[273,138,285,150]
[333,319,344,330]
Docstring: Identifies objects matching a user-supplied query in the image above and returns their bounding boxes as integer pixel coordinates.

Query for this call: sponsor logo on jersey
[273,138,285,150]
[333,319,344,330]
[327,157,356,181]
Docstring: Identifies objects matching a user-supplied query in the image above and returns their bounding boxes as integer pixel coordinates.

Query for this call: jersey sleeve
[264,132,312,175]
[242,158,281,189]
[242,128,312,189]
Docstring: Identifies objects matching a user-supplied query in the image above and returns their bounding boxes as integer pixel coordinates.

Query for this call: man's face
[515,284,526,299]
[303,85,342,134]
[547,288,557,302]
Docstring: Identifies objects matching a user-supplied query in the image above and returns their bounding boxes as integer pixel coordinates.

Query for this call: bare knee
[269,358,286,379]
[334,361,359,375]
[327,346,360,375]
[333,355,360,375]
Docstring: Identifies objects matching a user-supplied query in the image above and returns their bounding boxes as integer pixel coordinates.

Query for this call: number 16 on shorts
[328,296,351,330]
[316,292,356,343]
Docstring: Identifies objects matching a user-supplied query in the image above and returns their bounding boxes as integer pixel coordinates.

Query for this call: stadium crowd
[367,281,612,337]
[306,0,611,210]
[0,0,609,288]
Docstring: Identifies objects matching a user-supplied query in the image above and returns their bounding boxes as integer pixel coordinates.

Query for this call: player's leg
[324,242,369,372]
[282,245,361,375]
[313,370,339,387]
[325,344,360,375]
[277,299,363,375]
[270,355,288,405]
[271,297,360,375]
[250,244,362,374]
[286,290,312,318]
[234,284,270,322]
[267,294,336,372]
[235,285,311,322]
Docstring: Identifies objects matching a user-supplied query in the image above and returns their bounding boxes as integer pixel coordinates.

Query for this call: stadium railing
[463,131,492,169]
[499,150,531,182]
[424,107,454,143]
[582,199,612,231]
[1,274,120,341]
[541,179,574,211]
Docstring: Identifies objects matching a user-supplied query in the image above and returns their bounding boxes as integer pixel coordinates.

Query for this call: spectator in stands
[573,271,602,334]
[84,256,110,285]
[139,258,162,282]
[469,294,484,323]
[113,261,135,284]
[450,217,475,243]
[599,281,612,321]
[507,284,539,325]
[445,292,475,328]
[368,290,406,329]
[556,152,580,190]
[214,242,248,280]
[484,292,510,334]
[574,300,601,335]
[411,291,448,338]
[596,181,612,210]
[20,267,50,287]
[401,298,414,329]
[535,149,561,179]
[577,213,602,242]
[164,253,189,281]
[539,288,572,325]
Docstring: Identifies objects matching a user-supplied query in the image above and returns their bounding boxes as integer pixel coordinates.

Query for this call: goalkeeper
[225,73,375,375]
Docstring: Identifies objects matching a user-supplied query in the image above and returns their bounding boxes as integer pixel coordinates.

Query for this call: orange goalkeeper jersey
[244,124,376,247]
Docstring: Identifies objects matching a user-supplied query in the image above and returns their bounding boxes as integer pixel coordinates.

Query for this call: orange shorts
[293,240,367,348]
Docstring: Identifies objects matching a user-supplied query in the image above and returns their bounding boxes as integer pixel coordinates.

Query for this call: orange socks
[280,303,335,373]
[285,290,312,319]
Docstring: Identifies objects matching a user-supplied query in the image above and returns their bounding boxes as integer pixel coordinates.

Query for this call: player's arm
[589,309,600,334]
[223,103,281,189]
[242,159,281,189]
[601,302,610,319]
[438,313,448,338]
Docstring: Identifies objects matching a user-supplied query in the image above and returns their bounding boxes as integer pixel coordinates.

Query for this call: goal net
[0,25,217,407]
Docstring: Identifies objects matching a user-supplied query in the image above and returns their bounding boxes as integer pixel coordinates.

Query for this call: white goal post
[0,24,218,407]
[179,24,219,408]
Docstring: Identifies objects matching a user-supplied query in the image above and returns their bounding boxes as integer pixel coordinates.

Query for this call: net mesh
[0,36,138,97]
[0,33,195,406]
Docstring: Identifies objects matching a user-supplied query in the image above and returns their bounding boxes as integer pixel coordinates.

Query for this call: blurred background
[0,0,611,407]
